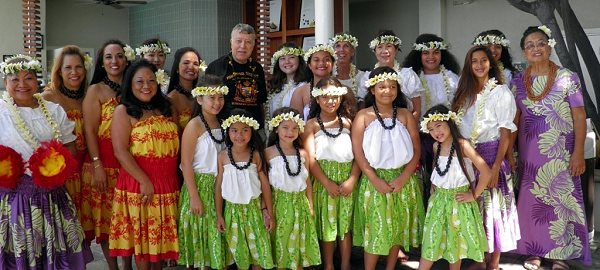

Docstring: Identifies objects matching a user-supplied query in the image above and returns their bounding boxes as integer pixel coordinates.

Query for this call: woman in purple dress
[512,26,591,269]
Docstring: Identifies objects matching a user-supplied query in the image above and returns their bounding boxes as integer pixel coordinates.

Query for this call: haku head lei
[0,54,42,76]
[365,72,399,88]
[311,86,348,97]
[191,85,229,97]
[135,41,171,56]
[329,34,359,48]
[222,115,260,130]
[268,111,305,132]
[123,44,136,61]
[270,46,303,72]
[304,44,336,62]
[537,25,557,48]
[155,69,170,86]
[369,35,402,50]
[420,111,462,133]
[472,35,510,47]
[413,41,448,51]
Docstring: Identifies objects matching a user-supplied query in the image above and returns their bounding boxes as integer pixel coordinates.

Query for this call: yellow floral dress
[64,109,86,216]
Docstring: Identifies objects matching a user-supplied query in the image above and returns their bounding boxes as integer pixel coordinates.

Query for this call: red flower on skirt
[0,144,25,189]
[28,140,77,189]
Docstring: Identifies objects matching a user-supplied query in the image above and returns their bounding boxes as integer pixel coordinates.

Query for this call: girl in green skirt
[177,75,231,269]
[418,104,490,270]
[266,107,321,269]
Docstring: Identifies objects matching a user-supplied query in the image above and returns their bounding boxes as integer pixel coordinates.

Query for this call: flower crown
[538,25,557,48]
[369,35,402,50]
[413,41,448,51]
[0,54,43,76]
[472,35,510,47]
[365,72,399,88]
[155,69,170,86]
[268,111,305,132]
[222,115,260,130]
[304,44,336,62]
[135,41,171,56]
[191,85,229,97]
[420,111,462,133]
[311,86,348,97]
[123,44,136,61]
[270,47,303,73]
[329,34,359,48]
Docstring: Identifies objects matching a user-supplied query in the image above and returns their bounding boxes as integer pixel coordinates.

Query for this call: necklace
[497,62,506,83]
[373,103,398,130]
[58,84,85,100]
[524,61,558,101]
[198,112,225,144]
[175,84,193,99]
[102,76,121,93]
[3,93,61,149]
[317,112,344,138]
[435,143,455,176]
[275,140,302,177]
[335,64,358,95]
[462,78,496,145]
[227,145,254,171]
[421,65,452,109]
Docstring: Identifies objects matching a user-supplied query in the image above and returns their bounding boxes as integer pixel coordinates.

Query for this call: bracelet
[91,156,100,162]
[93,163,102,169]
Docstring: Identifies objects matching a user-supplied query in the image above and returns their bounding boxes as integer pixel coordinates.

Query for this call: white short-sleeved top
[303,104,310,122]
[221,163,262,204]
[0,99,76,170]
[431,156,475,189]
[314,128,354,163]
[268,82,307,116]
[420,70,460,117]
[358,67,423,100]
[503,69,513,87]
[459,84,517,143]
[268,155,309,193]
[191,129,225,175]
[338,69,367,97]
[362,118,414,169]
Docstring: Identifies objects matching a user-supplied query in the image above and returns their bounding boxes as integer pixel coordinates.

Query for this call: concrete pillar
[315,0,334,44]
[419,0,444,36]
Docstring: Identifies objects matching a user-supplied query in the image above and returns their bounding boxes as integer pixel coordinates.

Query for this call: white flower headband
[420,111,462,133]
[311,86,348,97]
[413,41,448,51]
[135,41,171,56]
[268,111,305,132]
[191,85,229,97]
[0,54,43,76]
[369,35,402,50]
[123,44,136,61]
[329,34,359,48]
[303,44,336,62]
[155,69,170,86]
[538,25,557,48]
[221,114,260,130]
[472,35,510,47]
[270,47,303,72]
[365,72,400,88]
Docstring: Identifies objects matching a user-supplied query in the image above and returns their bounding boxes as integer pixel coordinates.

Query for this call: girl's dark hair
[424,104,471,182]
[120,59,172,119]
[270,42,308,94]
[224,108,267,173]
[167,47,201,93]
[266,107,303,148]
[191,74,227,119]
[474,29,516,72]
[305,44,336,85]
[402,33,460,74]
[364,66,408,109]
[307,76,355,120]
[520,26,551,50]
[90,39,130,85]
[452,46,502,112]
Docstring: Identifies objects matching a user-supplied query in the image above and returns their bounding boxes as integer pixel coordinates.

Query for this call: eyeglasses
[524,40,548,51]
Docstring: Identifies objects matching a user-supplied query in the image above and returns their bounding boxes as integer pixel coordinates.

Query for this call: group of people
[0,21,593,270]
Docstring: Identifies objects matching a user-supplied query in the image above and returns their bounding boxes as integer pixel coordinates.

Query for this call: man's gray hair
[231,23,255,37]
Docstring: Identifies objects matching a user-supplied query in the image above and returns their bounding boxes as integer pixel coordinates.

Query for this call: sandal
[397,249,409,263]
[523,256,541,270]
[552,260,570,270]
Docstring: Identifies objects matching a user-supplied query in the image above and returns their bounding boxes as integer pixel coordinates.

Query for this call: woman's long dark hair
[363,66,408,109]
[451,46,502,112]
[224,108,267,173]
[267,107,303,148]
[90,39,129,85]
[120,59,172,119]
[307,76,355,120]
[402,33,460,74]
[270,42,308,93]
[167,47,201,93]
[474,29,516,73]
[191,74,227,119]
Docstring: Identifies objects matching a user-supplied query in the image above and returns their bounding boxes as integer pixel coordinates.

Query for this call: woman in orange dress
[109,59,180,269]
[167,47,204,129]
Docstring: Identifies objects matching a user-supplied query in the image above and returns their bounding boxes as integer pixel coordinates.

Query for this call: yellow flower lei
[420,111,462,133]
[329,34,359,48]
[369,35,402,50]
[311,86,348,97]
[421,65,452,109]
[365,72,399,88]
[271,47,304,72]
[191,85,229,97]
[472,35,510,47]
[460,78,497,145]
[413,41,448,51]
[0,54,43,76]
[268,111,305,132]
[221,114,260,130]
[135,42,171,56]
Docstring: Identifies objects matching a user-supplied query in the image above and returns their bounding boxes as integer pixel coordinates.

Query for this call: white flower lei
[265,80,297,129]
[369,35,402,50]
[333,64,358,95]
[311,86,348,97]
[271,47,304,72]
[538,25,557,48]
[420,111,462,133]
[365,72,400,88]
[472,35,510,47]
[413,41,448,51]
[191,85,229,97]
[155,69,170,86]
[461,78,497,145]
[374,60,401,73]
[221,114,260,130]
[304,44,336,62]
[421,65,452,109]
[135,42,171,56]
[329,34,359,48]
[0,54,43,76]
[268,111,305,132]
[123,44,136,61]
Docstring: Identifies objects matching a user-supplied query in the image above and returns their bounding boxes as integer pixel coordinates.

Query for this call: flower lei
[123,45,136,61]
[420,110,462,133]
[265,81,297,130]
[374,60,401,73]
[0,54,42,76]
[304,44,336,62]
[135,41,171,56]
[155,69,170,86]
[334,64,358,95]
[222,114,260,130]
[413,41,448,51]
[271,47,303,72]
[191,85,229,97]
[369,35,402,50]
[421,65,452,109]
[329,33,359,48]
[472,35,510,47]
[538,25,557,48]
[268,111,305,132]
[365,72,399,88]
[311,86,348,97]
[3,92,61,148]
[462,78,497,145]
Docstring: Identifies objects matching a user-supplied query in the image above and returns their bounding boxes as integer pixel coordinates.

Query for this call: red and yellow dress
[64,109,86,216]
[109,115,180,262]
[80,97,120,242]
[178,108,192,129]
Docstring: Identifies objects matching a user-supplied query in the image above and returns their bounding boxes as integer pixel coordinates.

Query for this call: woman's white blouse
[191,129,225,175]
[358,67,423,100]
[221,163,262,204]
[338,69,367,96]
[314,128,354,162]
[0,99,76,164]
[362,118,414,169]
[420,70,459,117]
[459,84,517,143]
[268,82,306,115]
[431,156,475,189]
[268,156,309,193]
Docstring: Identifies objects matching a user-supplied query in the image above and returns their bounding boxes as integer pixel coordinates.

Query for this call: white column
[419,0,444,36]
[315,0,334,44]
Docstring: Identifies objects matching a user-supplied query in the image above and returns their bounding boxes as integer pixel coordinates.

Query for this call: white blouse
[338,69,367,97]
[362,118,414,169]
[420,70,459,117]
[221,163,262,204]
[268,81,306,116]
[358,67,422,100]
[191,129,225,175]
[268,155,309,193]
[431,156,475,189]
[303,104,310,122]
[459,84,517,144]
[314,128,354,163]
